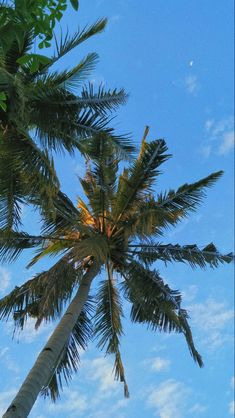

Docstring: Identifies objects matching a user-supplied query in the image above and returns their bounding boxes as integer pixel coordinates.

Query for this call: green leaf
[0,92,7,101]
[29,58,39,73]
[17,53,51,66]
[94,265,129,397]
[70,0,79,11]
[0,101,7,111]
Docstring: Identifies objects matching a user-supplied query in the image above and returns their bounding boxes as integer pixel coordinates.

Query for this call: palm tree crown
[0,16,132,229]
[0,128,233,402]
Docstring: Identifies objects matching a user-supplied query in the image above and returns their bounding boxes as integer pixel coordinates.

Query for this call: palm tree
[0,128,233,417]
[0,15,132,229]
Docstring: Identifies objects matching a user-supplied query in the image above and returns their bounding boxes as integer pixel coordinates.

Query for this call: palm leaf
[33,105,112,153]
[120,197,181,239]
[94,266,129,397]
[156,171,223,215]
[50,19,107,68]
[0,177,24,230]
[79,133,120,225]
[122,261,203,367]
[80,130,134,160]
[4,31,34,74]
[130,242,234,268]
[27,240,71,268]
[113,134,171,225]
[34,53,99,95]
[0,130,60,228]
[40,191,81,235]
[68,83,128,114]
[0,230,47,263]
[0,256,79,326]
[72,235,110,264]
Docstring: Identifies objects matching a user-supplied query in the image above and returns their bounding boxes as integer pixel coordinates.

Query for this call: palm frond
[69,83,128,114]
[0,178,24,230]
[79,133,120,223]
[27,231,109,268]
[120,197,182,239]
[75,109,112,136]
[122,261,203,367]
[130,242,234,268]
[41,299,93,401]
[80,130,134,161]
[0,130,60,228]
[17,135,60,195]
[0,230,46,263]
[72,235,110,264]
[177,308,203,368]
[94,266,129,397]
[27,240,71,268]
[59,53,99,90]
[157,171,223,215]
[113,134,170,225]
[34,53,99,95]
[0,256,79,326]
[0,133,24,229]
[33,106,111,153]
[40,191,81,235]
[4,31,34,74]
[50,19,107,68]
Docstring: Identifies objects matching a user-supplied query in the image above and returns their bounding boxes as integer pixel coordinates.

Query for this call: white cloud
[201,144,212,158]
[84,398,128,418]
[148,356,171,372]
[185,75,199,95]
[218,131,234,155]
[34,416,47,418]
[5,318,53,344]
[0,347,8,358]
[202,116,234,157]
[147,379,190,418]
[181,285,198,303]
[82,356,130,414]
[48,389,88,413]
[86,357,119,393]
[0,267,11,294]
[188,403,207,413]
[0,389,17,416]
[0,346,20,373]
[205,119,214,131]
[228,378,235,416]
[110,14,121,23]
[35,356,129,418]
[19,319,53,343]
[188,298,234,350]
[229,400,235,415]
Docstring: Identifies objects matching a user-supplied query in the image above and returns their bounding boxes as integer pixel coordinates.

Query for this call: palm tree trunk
[3,263,99,418]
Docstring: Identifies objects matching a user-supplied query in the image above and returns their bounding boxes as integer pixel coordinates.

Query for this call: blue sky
[0,1,234,417]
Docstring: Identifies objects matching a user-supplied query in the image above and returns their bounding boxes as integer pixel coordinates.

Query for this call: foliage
[0,0,80,51]
[0,129,233,400]
[0,11,132,229]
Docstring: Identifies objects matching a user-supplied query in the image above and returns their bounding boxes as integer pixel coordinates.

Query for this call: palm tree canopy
[0,129,233,399]
[0,15,133,229]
